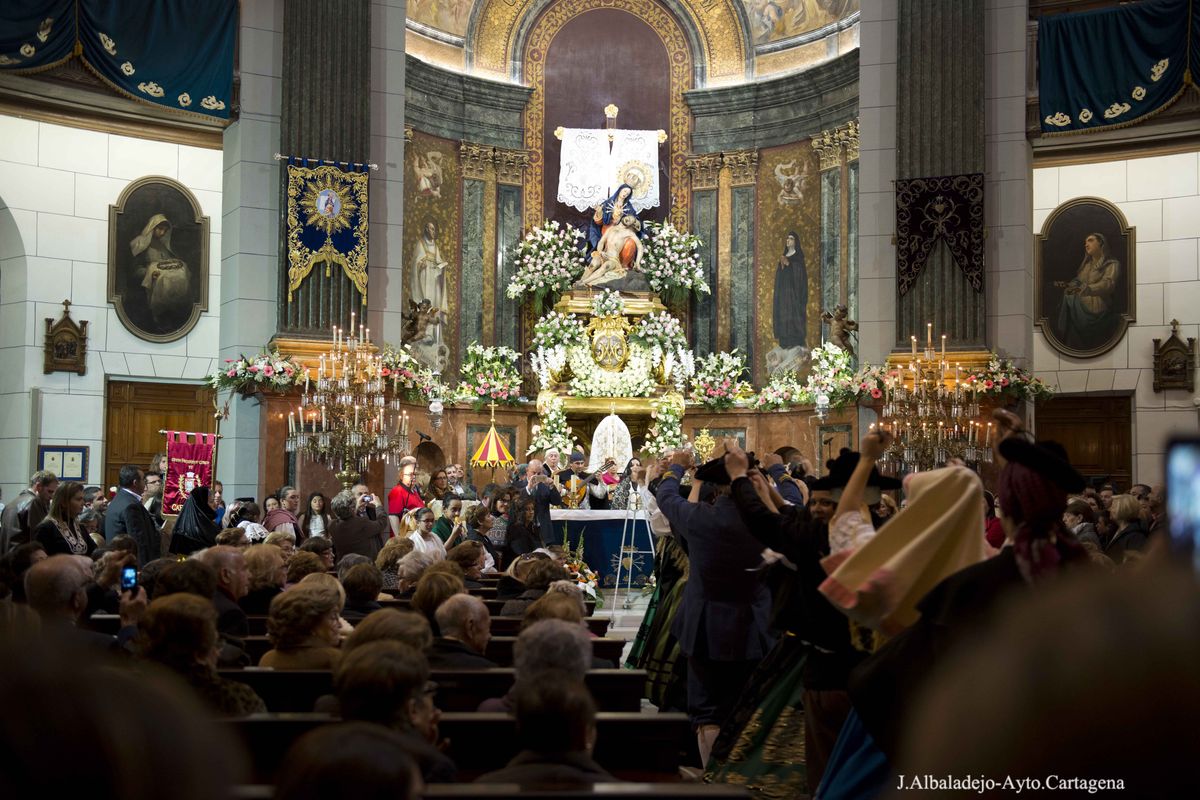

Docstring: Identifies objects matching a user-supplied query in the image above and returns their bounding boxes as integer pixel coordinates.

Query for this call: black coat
[212,589,249,638]
[1105,521,1147,563]
[427,637,497,669]
[655,467,773,661]
[33,519,95,557]
[239,586,282,616]
[476,750,615,785]
[104,489,161,564]
[515,482,562,547]
[329,516,388,560]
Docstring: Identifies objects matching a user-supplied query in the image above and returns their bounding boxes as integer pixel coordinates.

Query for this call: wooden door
[104,380,216,489]
[1035,395,1132,491]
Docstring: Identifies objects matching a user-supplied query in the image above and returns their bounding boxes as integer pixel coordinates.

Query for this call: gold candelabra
[286,313,411,488]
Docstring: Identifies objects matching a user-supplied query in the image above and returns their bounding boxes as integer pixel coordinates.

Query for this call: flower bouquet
[455,344,524,406]
[209,351,302,397]
[379,343,438,401]
[530,311,587,387]
[590,288,626,318]
[691,350,752,409]
[644,394,686,455]
[632,311,695,391]
[806,342,857,409]
[753,371,810,411]
[527,394,577,455]
[561,525,602,606]
[505,220,585,314]
[964,357,1055,402]
[640,221,710,304]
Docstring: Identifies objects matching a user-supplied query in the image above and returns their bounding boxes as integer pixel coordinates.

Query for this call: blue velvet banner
[285,158,371,306]
[1038,0,1194,135]
[0,0,236,121]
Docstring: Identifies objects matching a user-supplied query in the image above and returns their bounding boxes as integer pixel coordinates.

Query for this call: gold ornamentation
[837,119,860,162]
[286,164,370,304]
[686,153,723,192]
[1044,111,1072,127]
[587,315,632,371]
[724,149,759,186]
[200,95,226,111]
[1132,85,1146,100]
[120,61,135,75]
[19,43,35,58]
[692,428,716,462]
[404,125,414,143]
[178,93,192,108]
[0,55,18,66]
[138,81,164,98]
[460,141,494,181]
[1078,108,1094,123]
[494,148,529,185]
[521,0,692,231]
[811,128,841,171]
[1104,102,1131,119]
[604,104,619,119]
[1151,58,1169,81]
[37,17,52,43]
[99,32,116,55]
[617,159,654,201]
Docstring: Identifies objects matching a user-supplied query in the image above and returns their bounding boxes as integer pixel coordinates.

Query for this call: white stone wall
[1032,152,1200,485]
[0,117,222,498]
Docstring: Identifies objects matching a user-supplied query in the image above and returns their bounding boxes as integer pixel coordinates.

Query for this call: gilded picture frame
[1035,196,1135,359]
[108,176,210,343]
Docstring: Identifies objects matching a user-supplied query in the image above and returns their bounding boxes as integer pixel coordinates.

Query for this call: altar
[551,508,654,588]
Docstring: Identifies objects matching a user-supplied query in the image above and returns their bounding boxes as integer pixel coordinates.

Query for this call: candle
[911,335,917,357]
[288,412,295,435]
[926,322,932,349]
[322,406,327,430]
[985,422,992,448]
[305,371,310,395]
[354,405,359,429]
[941,334,946,360]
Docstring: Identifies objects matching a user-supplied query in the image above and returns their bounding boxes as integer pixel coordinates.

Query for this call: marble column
[726,150,759,366]
[218,0,284,499]
[686,154,722,356]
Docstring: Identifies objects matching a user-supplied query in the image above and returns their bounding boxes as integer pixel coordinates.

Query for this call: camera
[362,494,374,503]
[120,565,138,592]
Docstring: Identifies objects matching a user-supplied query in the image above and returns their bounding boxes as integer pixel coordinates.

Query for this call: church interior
[2,0,1199,797]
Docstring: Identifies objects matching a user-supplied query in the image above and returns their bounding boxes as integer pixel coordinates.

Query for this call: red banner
[164,431,217,516]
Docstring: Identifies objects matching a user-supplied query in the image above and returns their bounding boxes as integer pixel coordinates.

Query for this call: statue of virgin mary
[586,183,642,253]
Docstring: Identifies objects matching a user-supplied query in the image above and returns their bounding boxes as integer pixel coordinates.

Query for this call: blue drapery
[0,0,236,121]
[285,158,371,306]
[1038,0,1197,134]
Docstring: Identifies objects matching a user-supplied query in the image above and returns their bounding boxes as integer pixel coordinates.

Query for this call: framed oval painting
[108,176,210,342]
[1036,197,1136,359]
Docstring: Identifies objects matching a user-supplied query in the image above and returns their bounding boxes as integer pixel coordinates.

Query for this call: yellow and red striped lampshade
[470,424,515,468]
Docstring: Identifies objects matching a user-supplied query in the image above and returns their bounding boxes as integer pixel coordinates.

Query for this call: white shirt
[408,530,447,560]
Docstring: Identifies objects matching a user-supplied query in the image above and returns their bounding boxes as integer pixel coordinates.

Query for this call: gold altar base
[554,291,667,317]
[270,335,378,372]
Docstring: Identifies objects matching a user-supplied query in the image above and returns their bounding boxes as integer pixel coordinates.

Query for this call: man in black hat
[651,449,775,766]
[558,451,601,510]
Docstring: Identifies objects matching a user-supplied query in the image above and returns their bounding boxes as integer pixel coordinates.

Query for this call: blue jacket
[655,466,774,661]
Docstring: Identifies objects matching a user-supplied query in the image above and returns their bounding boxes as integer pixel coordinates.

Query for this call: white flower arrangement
[527,394,577,455]
[567,341,657,398]
[753,371,810,411]
[962,357,1055,401]
[379,343,441,400]
[455,343,524,405]
[644,394,686,455]
[806,343,857,408]
[632,311,695,391]
[590,288,626,319]
[641,221,710,302]
[209,351,301,395]
[505,220,585,312]
[531,311,587,351]
[691,350,752,409]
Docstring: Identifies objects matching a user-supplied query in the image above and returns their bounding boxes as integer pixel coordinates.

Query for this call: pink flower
[248,365,259,373]
[263,366,275,377]
[984,379,994,389]
[381,368,391,376]
[227,369,237,378]
[871,388,883,399]
[1000,377,1010,387]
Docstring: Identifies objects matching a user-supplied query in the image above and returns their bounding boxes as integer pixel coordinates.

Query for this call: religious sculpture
[576,184,651,291]
[821,304,858,357]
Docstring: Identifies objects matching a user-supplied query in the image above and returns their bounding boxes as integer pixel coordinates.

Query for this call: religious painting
[1036,197,1135,359]
[108,176,210,343]
[744,0,859,47]
[755,139,822,379]
[403,130,461,373]
[406,0,470,39]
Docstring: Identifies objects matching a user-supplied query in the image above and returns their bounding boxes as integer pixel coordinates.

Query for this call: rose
[984,379,994,389]
[871,388,883,399]
[263,365,275,377]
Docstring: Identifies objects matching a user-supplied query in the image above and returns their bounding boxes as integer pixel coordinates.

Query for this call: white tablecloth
[550,509,639,521]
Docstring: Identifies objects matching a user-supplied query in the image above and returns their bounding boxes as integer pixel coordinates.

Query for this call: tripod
[610,499,654,617]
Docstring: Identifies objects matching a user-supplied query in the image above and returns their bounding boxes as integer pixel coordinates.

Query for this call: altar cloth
[550,509,653,587]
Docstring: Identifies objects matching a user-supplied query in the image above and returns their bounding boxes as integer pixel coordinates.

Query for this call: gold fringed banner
[285,158,369,304]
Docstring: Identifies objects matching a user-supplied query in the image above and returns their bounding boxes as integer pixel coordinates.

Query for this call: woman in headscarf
[130,214,191,331]
[169,486,220,555]
[773,232,807,349]
[1055,232,1120,352]
[610,457,642,511]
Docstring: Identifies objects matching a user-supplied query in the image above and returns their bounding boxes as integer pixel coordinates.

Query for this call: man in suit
[427,594,496,669]
[515,459,562,547]
[25,554,147,652]
[653,451,775,766]
[330,489,388,560]
[196,545,251,638]
[0,470,56,553]
[104,465,161,564]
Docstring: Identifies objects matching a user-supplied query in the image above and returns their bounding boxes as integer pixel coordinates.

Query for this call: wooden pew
[218,668,646,713]
[227,712,696,782]
[236,635,624,667]
[380,597,597,617]
[243,614,609,639]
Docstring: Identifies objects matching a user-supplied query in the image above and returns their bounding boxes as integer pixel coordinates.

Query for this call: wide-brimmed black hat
[999,437,1085,493]
[694,457,734,485]
[811,448,902,496]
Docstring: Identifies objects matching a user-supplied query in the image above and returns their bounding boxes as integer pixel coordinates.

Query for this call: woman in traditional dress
[170,486,220,555]
[1055,232,1120,351]
[130,214,192,332]
[611,458,642,511]
[33,481,93,557]
[773,231,807,349]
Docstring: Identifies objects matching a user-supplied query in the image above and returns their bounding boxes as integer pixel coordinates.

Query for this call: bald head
[25,555,92,619]
[435,593,491,654]
[196,545,249,599]
[527,459,543,477]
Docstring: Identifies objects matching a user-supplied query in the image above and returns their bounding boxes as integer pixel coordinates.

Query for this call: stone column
[218,0,284,500]
[685,153,722,356]
[726,150,759,364]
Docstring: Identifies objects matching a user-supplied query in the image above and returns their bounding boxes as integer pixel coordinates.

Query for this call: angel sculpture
[821,305,858,357]
[401,298,441,345]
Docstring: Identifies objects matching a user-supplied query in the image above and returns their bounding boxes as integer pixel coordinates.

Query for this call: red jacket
[387,483,425,517]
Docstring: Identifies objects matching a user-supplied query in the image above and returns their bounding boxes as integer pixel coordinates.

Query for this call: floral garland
[644,394,686,455]
[691,350,752,409]
[505,220,585,313]
[964,357,1055,401]
[455,344,524,405]
[530,311,588,388]
[378,343,440,400]
[631,311,695,392]
[528,393,577,455]
[566,341,657,398]
[753,371,809,410]
[560,525,602,604]
[590,288,625,318]
[209,351,301,395]
[640,221,710,303]
[806,343,858,408]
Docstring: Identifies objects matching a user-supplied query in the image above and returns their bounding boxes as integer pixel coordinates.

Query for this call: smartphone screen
[120,565,138,592]
[1165,438,1200,573]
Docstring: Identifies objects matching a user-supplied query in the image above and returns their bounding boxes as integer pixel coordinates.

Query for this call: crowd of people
[1,416,1196,798]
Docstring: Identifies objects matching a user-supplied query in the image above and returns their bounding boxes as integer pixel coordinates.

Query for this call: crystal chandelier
[876,325,994,474]
[286,314,411,488]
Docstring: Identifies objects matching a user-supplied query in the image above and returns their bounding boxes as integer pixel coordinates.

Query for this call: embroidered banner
[164,431,216,516]
[895,173,985,297]
[557,128,661,213]
[1038,0,1196,135]
[0,0,236,121]
[285,158,370,305]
